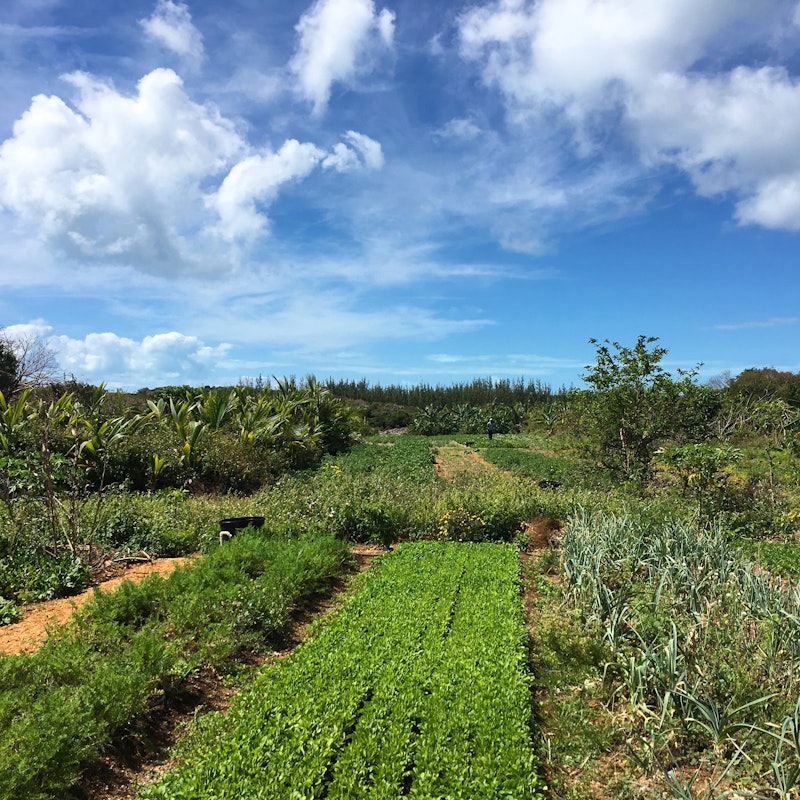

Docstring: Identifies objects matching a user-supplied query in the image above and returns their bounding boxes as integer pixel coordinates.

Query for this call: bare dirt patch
[434,440,508,481]
[0,557,196,656]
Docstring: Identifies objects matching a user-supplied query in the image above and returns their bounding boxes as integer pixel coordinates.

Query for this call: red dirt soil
[0,556,195,656]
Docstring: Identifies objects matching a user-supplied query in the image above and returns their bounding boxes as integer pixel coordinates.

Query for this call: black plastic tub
[219,516,265,542]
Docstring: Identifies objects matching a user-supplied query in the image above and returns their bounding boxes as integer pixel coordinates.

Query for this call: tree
[582,336,717,482]
[727,367,800,407]
[0,339,19,398]
[0,329,58,397]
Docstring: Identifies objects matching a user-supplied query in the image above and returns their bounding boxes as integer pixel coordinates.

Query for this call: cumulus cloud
[140,0,204,68]
[208,131,384,241]
[631,66,800,229]
[208,140,325,242]
[290,0,395,115]
[457,0,800,232]
[52,330,230,386]
[0,66,385,265]
[0,68,242,272]
[2,319,53,340]
[459,0,756,111]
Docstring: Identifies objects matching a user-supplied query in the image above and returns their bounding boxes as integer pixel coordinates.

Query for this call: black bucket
[219,516,265,543]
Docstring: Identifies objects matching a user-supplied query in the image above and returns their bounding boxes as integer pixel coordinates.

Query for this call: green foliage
[581,336,718,482]
[728,367,800,407]
[0,379,365,578]
[556,510,800,792]
[327,375,560,410]
[141,543,545,800]
[654,443,743,526]
[0,343,19,400]
[0,550,90,604]
[481,434,615,490]
[411,401,523,435]
[0,530,350,798]
[0,596,21,625]
[96,490,206,557]
[737,538,800,579]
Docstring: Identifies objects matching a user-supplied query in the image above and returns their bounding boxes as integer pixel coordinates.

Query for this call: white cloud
[322,130,384,171]
[52,330,230,387]
[437,118,482,141]
[426,351,583,378]
[208,140,325,242]
[208,131,382,241]
[290,0,396,115]
[0,66,385,266]
[343,130,384,169]
[0,68,243,273]
[712,316,799,330]
[2,319,53,342]
[458,0,800,232]
[459,0,756,111]
[631,66,800,229]
[140,0,205,69]
[236,294,489,352]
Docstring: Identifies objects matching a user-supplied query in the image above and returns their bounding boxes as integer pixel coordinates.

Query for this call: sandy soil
[0,557,195,656]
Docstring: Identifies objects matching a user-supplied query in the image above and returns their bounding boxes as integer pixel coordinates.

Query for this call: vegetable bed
[142,541,544,799]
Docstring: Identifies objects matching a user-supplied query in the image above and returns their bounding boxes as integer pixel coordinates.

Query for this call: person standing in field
[486,418,494,440]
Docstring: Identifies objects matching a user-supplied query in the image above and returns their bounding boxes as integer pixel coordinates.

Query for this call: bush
[0,550,90,603]
[195,434,277,494]
[97,491,208,557]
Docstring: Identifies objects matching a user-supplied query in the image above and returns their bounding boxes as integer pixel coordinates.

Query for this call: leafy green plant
[140,543,545,800]
[0,530,350,798]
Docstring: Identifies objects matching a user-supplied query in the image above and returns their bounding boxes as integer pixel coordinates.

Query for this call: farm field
[1,417,799,798]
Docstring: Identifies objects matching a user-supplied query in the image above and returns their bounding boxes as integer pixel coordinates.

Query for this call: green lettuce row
[142,542,545,800]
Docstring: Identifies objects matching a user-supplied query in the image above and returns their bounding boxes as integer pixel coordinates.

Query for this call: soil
[0,557,196,656]
[434,440,512,482]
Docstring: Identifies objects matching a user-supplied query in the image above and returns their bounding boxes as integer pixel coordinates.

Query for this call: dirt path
[0,557,195,656]
[434,440,511,481]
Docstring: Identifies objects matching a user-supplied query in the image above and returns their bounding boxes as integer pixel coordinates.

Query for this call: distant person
[486,418,494,440]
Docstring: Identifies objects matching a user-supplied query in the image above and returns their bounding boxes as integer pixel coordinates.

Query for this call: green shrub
[0,596,21,625]
[195,433,277,494]
[0,550,90,603]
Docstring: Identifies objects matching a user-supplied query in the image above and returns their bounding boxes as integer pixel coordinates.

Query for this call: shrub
[0,550,90,603]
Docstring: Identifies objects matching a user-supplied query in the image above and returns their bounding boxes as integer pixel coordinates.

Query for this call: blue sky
[1,0,799,392]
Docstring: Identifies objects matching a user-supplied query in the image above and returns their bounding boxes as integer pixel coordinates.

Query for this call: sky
[0,0,799,392]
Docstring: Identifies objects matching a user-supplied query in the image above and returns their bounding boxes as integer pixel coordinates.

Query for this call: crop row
[0,530,350,800]
[142,542,545,800]
[559,511,800,794]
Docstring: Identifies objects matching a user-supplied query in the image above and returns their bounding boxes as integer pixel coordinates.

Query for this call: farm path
[434,439,511,481]
[434,439,557,549]
[0,556,195,656]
